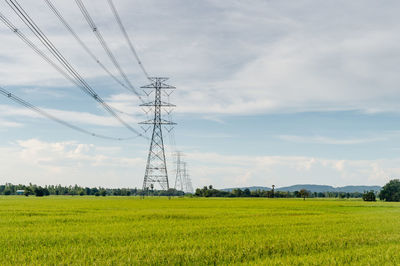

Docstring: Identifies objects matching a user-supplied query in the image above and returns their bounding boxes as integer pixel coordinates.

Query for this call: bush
[34,187,44,197]
[362,191,376,201]
[379,179,400,202]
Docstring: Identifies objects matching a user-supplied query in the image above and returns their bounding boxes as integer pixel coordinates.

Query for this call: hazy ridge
[222,184,381,193]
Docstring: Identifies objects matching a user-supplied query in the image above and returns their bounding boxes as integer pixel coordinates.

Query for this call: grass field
[1,196,400,265]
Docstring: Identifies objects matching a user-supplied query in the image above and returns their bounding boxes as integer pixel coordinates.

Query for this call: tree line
[0,183,185,197]
[4,180,400,201]
[194,185,366,199]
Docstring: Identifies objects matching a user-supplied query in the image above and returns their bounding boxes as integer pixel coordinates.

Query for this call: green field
[1,197,400,265]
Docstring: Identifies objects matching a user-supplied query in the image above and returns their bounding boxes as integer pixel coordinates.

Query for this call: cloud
[278,135,385,145]
[0,104,139,127]
[0,118,23,128]
[0,139,398,189]
[1,0,400,116]
[186,151,398,188]
[0,139,145,187]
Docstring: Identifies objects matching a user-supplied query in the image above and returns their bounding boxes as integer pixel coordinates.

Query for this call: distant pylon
[183,162,194,193]
[140,77,176,190]
[174,151,184,191]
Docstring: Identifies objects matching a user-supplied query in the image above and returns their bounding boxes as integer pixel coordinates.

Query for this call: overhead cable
[44,0,134,94]
[0,86,137,140]
[75,0,144,103]
[5,0,145,139]
[107,0,149,79]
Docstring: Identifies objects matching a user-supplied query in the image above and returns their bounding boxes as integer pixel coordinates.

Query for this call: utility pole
[140,77,175,190]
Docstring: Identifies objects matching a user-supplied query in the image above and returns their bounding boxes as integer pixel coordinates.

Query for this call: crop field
[1,197,400,265]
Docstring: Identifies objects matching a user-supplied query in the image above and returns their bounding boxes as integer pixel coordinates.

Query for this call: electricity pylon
[182,162,194,194]
[174,151,184,191]
[174,153,194,193]
[140,77,175,190]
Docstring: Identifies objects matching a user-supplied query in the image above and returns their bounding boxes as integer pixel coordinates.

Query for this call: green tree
[34,186,44,197]
[362,191,376,201]
[379,179,400,201]
[24,187,33,196]
[299,189,310,200]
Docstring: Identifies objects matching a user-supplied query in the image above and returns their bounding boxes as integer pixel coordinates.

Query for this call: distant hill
[221,186,271,192]
[277,184,381,193]
[222,184,381,193]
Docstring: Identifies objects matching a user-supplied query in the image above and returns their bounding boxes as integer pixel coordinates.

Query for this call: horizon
[1,0,400,188]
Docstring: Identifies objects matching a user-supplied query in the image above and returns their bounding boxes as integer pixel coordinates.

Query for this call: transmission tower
[182,162,194,194]
[174,151,184,191]
[140,77,175,190]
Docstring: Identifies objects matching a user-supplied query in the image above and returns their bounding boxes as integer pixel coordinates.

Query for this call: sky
[0,0,400,189]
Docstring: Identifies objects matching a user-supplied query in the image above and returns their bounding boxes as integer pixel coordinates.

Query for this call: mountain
[276,184,381,193]
[221,186,271,192]
[221,184,381,193]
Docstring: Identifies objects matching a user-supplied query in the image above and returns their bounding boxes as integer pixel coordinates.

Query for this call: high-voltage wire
[0,12,129,118]
[0,86,137,140]
[75,0,144,103]
[107,0,149,79]
[5,0,145,138]
[44,0,134,95]
[0,12,80,89]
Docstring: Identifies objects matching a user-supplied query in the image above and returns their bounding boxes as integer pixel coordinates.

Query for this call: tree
[233,189,242,197]
[299,189,310,200]
[34,186,44,197]
[379,179,400,202]
[362,191,376,202]
[24,187,33,196]
[43,188,50,196]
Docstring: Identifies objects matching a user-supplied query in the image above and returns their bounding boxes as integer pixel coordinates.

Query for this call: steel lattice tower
[174,152,194,194]
[174,151,184,191]
[140,77,175,190]
[182,162,194,193]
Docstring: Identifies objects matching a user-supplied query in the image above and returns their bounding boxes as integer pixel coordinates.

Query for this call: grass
[0,196,400,265]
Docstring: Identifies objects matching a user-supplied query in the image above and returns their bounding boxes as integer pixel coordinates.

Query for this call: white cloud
[0,104,139,127]
[278,135,385,145]
[1,0,400,116]
[0,139,398,189]
[186,151,398,188]
[0,139,145,187]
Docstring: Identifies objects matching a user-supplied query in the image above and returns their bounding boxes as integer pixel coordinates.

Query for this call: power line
[44,0,135,95]
[5,0,145,139]
[0,86,137,140]
[107,0,149,79]
[74,0,144,103]
[0,12,81,91]
[0,11,129,118]
[1,10,136,118]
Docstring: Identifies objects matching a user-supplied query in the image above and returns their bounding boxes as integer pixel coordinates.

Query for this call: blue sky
[1,0,400,189]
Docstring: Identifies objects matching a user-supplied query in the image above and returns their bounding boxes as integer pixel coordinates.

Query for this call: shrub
[362,191,376,201]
